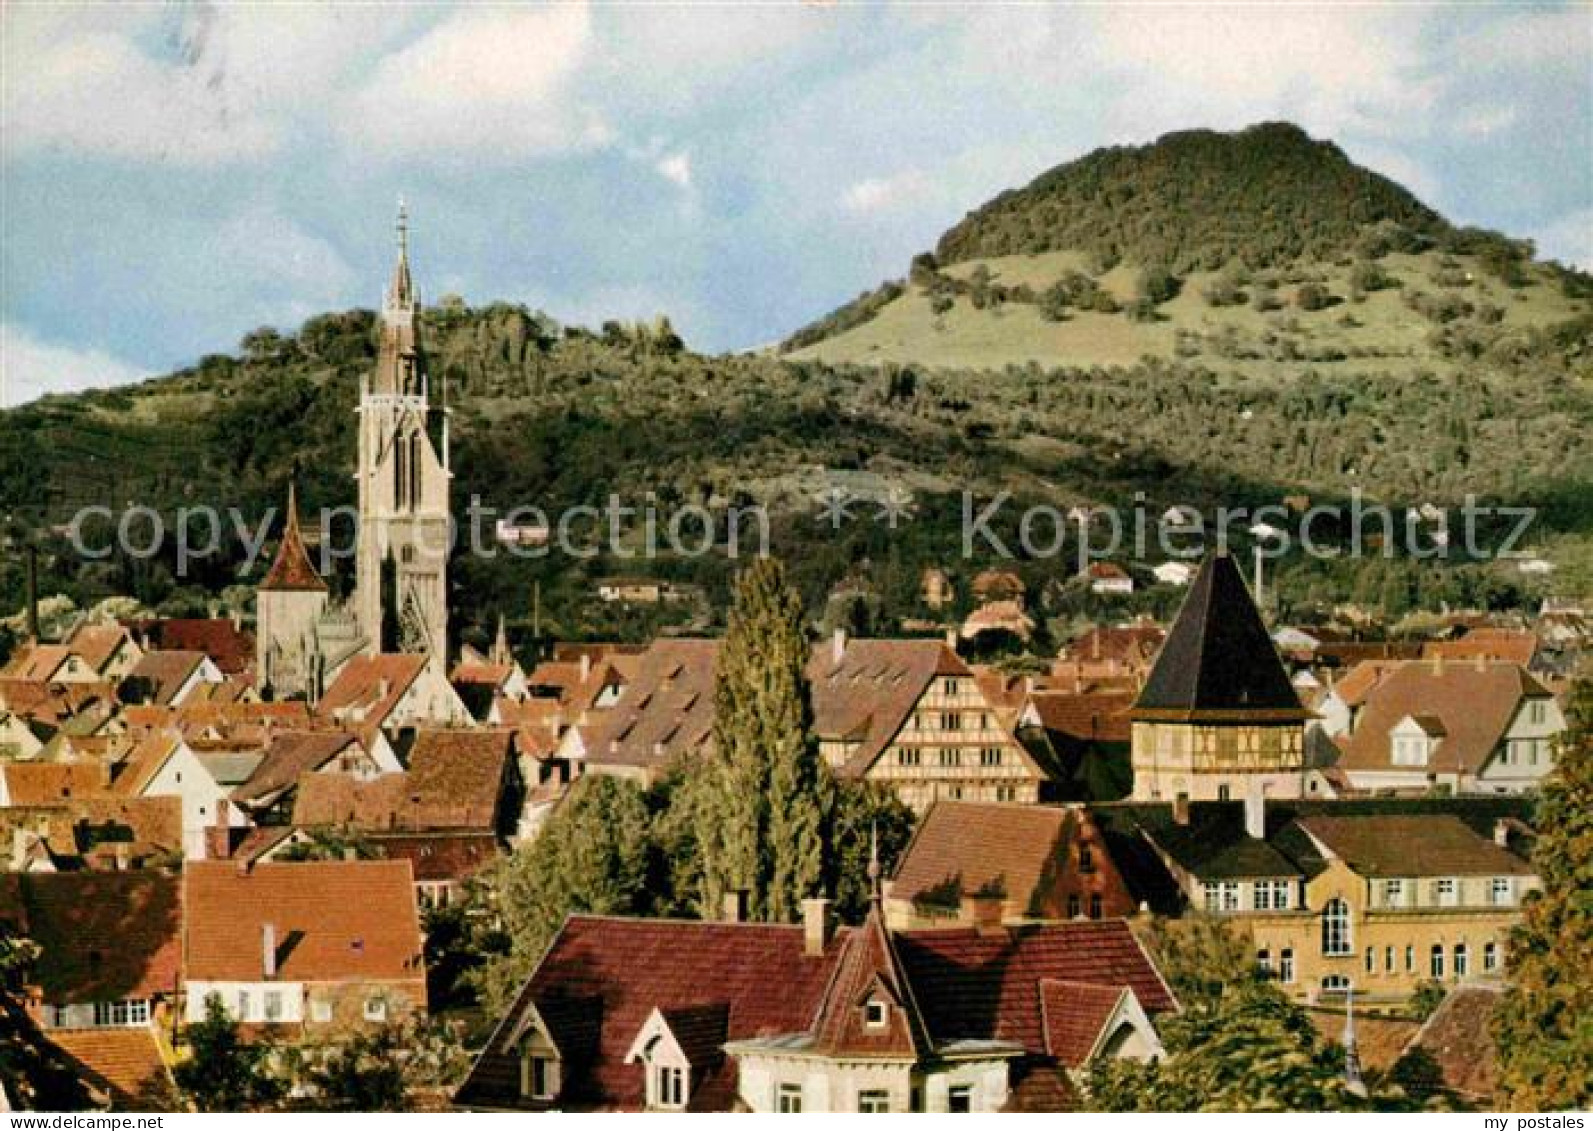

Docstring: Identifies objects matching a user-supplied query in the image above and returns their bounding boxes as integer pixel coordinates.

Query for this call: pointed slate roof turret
[1131,551,1306,722]
[260,483,327,593]
[809,900,935,1060]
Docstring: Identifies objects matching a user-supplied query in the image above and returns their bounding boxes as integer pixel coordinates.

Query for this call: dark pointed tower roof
[1131,551,1305,722]
[260,483,326,593]
[809,902,935,1059]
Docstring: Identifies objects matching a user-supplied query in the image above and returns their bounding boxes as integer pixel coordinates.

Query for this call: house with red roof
[316,652,472,737]
[454,894,1174,1112]
[181,859,426,1031]
[0,872,182,1033]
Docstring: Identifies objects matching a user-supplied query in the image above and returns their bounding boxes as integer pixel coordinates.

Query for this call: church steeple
[260,481,326,593]
[387,199,415,311]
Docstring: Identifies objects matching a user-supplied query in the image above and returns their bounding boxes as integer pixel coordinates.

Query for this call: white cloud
[657,152,692,190]
[0,324,146,406]
[1454,105,1519,137]
[347,4,609,159]
[842,170,929,215]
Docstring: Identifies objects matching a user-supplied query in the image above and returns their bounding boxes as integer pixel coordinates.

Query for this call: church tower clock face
[353,203,453,676]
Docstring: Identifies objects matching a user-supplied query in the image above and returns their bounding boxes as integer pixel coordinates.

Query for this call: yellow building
[1128,796,1537,1006]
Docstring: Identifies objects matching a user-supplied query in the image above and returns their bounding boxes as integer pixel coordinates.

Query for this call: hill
[781,123,1591,375]
[3,123,1591,653]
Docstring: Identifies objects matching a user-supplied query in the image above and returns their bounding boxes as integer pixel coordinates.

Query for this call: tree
[1089,916,1409,1111]
[696,557,826,923]
[824,781,915,922]
[1494,678,1593,1110]
[173,995,284,1112]
[477,775,652,1011]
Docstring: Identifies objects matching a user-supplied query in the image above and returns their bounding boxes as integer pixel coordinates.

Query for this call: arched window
[1453,943,1468,977]
[1321,898,1351,956]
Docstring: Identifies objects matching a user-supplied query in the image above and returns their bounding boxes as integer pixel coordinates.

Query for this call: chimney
[1432,652,1444,676]
[580,653,591,681]
[832,627,847,667]
[722,890,748,923]
[1172,793,1191,826]
[231,609,242,632]
[961,892,1005,935]
[214,797,230,829]
[802,897,834,956]
[1244,778,1266,840]
[1475,653,1488,672]
[1494,819,1511,848]
[262,923,277,979]
[945,628,959,650]
[114,843,129,871]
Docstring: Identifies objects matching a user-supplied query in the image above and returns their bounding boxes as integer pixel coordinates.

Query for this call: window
[1078,845,1094,873]
[1089,894,1103,920]
[1279,948,1295,984]
[1454,943,1469,977]
[1491,878,1512,906]
[1322,975,1351,995]
[858,1090,890,1113]
[942,679,961,697]
[655,1065,685,1109]
[1254,880,1290,911]
[1321,898,1351,956]
[980,748,1002,767]
[1217,784,1231,801]
[1221,882,1240,912]
[525,1055,556,1100]
[1393,736,1429,766]
[1257,949,1272,976]
[898,749,921,767]
[364,997,388,1022]
[92,1000,151,1027]
[1484,942,1499,972]
[1405,945,1415,973]
[1529,701,1547,725]
[1203,883,1221,913]
[939,748,961,767]
[1385,946,1396,974]
[1382,879,1405,906]
[237,991,251,1021]
[1365,947,1375,974]
[995,785,1016,802]
[1435,878,1458,907]
[777,1084,803,1113]
[864,1000,889,1029]
[1431,944,1445,979]
[310,999,333,1023]
[264,991,283,1022]
[1067,894,1081,918]
[942,712,962,732]
[948,1085,972,1113]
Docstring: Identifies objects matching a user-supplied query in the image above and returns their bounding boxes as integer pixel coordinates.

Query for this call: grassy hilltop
[3,123,1590,649]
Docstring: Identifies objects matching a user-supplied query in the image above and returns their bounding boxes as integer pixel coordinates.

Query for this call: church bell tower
[354,203,451,676]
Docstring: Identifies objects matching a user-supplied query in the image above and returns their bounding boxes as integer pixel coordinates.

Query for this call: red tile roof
[0,873,181,1003]
[456,916,841,1111]
[1039,979,1127,1067]
[258,487,327,593]
[232,731,367,805]
[293,728,512,832]
[47,1027,172,1109]
[895,920,1177,1051]
[1025,690,1135,744]
[124,619,255,676]
[1406,984,1502,1102]
[456,913,1176,1112]
[581,640,719,772]
[2,761,111,806]
[126,651,209,706]
[368,832,500,884]
[891,801,1141,921]
[60,624,138,674]
[1337,660,1551,776]
[182,860,424,985]
[810,907,932,1059]
[807,638,971,778]
[317,653,426,727]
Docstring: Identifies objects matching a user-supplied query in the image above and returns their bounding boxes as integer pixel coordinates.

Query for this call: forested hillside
[3,123,1590,654]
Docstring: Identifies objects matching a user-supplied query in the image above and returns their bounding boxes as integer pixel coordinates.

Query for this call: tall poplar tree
[1494,679,1593,1110]
[698,556,826,922]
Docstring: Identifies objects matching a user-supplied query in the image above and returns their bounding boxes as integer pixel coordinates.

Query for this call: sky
[2,1,1590,405]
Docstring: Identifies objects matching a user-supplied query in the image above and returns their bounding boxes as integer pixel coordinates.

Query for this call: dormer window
[1391,715,1442,766]
[522,1052,557,1100]
[864,999,889,1028]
